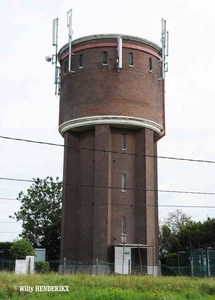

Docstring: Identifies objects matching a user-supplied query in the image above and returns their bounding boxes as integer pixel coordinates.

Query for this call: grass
[1,272,215,299]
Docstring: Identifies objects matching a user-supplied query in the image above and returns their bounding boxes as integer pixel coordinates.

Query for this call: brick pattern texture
[59,35,163,269]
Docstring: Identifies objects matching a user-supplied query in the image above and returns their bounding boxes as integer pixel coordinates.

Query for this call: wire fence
[0,258,148,275]
[58,258,149,275]
[1,249,215,277]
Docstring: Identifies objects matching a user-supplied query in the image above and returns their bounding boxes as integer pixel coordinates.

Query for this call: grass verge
[0,272,215,299]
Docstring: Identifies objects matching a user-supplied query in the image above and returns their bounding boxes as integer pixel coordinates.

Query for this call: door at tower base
[114,246,131,275]
[114,246,161,275]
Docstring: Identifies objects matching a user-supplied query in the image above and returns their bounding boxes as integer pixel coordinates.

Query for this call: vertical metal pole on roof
[67,9,75,74]
[67,9,72,73]
[161,18,169,80]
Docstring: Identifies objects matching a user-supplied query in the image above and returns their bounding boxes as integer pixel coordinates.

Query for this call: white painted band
[59,115,163,135]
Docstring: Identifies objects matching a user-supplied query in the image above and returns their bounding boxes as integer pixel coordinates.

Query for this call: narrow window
[64,61,67,74]
[129,52,133,66]
[103,51,107,64]
[122,133,126,150]
[121,173,126,192]
[79,54,83,67]
[121,216,126,235]
[149,57,152,71]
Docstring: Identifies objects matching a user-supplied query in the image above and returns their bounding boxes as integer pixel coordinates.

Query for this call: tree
[159,210,215,267]
[10,239,35,259]
[0,242,13,260]
[161,209,193,235]
[159,210,193,256]
[178,217,215,249]
[9,177,62,260]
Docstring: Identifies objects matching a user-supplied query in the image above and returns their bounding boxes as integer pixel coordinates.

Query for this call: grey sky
[1,0,215,242]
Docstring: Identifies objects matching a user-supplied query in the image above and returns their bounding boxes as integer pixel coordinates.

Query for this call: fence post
[63,257,66,274]
[96,258,98,275]
[128,259,130,274]
[28,257,31,274]
[190,258,194,277]
[206,249,211,277]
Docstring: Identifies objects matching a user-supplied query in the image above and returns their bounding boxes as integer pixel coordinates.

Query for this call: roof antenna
[45,18,61,95]
[161,18,169,79]
[116,36,122,72]
[67,9,75,74]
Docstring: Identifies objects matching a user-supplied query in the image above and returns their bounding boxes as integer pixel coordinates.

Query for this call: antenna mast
[52,18,61,95]
[67,9,75,74]
[46,9,74,96]
[116,36,122,71]
[161,18,169,79]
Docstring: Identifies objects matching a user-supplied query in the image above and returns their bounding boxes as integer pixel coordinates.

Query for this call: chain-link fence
[0,259,15,272]
[58,258,154,275]
[161,249,215,277]
[2,249,215,277]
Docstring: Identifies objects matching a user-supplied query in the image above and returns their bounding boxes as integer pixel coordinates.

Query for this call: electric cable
[0,176,215,196]
[1,135,215,164]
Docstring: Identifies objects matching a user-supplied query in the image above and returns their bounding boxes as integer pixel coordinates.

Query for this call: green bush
[35,261,50,273]
[9,239,35,259]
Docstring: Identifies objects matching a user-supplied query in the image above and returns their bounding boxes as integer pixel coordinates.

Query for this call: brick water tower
[47,13,168,275]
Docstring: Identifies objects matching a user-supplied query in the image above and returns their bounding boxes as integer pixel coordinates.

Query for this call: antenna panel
[161,19,169,79]
[67,9,73,39]
[69,12,72,38]
[52,19,57,46]
[166,31,169,56]
[117,37,122,69]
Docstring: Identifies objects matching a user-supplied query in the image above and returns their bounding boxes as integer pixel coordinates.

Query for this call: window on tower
[121,173,126,192]
[79,54,83,68]
[64,60,67,75]
[129,52,133,66]
[103,51,108,64]
[149,57,152,72]
[122,133,126,150]
[121,216,126,235]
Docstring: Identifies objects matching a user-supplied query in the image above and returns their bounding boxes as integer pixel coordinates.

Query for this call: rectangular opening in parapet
[148,57,152,72]
[122,133,126,150]
[103,51,108,65]
[129,52,133,66]
[79,54,83,68]
[64,60,67,75]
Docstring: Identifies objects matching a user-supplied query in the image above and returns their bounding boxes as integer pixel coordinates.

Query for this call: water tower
[47,11,168,275]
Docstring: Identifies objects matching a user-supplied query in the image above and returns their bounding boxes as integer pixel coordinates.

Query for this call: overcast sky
[1,0,215,242]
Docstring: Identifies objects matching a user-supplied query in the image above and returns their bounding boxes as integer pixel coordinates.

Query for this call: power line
[0,204,214,210]
[0,232,21,234]
[0,135,63,148]
[0,178,34,183]
[0,176,215,196]
[0,222,20,223]
[1,135,215,164]
[0,197,17,200]
[159,205,215,208]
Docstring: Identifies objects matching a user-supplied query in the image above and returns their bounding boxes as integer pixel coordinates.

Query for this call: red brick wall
[60,126,159,265]
[59,35,163,129]
[59,35,162,267]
